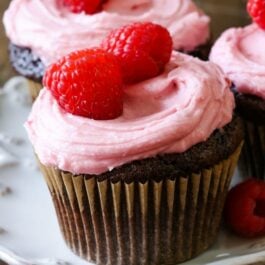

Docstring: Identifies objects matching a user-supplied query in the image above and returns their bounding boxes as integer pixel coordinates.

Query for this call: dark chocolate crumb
[9,43,44,82]
[187,40,212,61]
[232,87,265,125]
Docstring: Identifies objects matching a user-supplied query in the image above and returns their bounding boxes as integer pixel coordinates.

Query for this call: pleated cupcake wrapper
[27,79,42,101]
[238,120,265,180]
[38,143,242,265]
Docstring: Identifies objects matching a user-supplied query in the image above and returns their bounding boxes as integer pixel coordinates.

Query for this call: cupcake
[3,0,210,99]
[210,21,265,179]
[25,23,243,265]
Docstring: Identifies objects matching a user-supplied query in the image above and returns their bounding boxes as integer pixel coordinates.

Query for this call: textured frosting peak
[210,23,265,99]
[25,52,234,175]
[3,0,210,65]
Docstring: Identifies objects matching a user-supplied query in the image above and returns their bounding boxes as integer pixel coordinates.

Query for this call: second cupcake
[3,0,210,99]
[210,0,265,180]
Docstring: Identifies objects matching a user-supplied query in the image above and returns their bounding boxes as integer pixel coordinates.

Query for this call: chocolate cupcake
[210,23,265,180]
[25,49,243,265]
[3,0,210,99]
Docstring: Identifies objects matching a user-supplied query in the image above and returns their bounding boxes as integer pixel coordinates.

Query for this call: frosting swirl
[25,52,234,175]
[3,0,210,65]
[210,24,265,99]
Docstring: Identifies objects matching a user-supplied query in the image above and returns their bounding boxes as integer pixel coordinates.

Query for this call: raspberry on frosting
[42,22,173,119]
[43,48,123,120]
[101,22,173,84]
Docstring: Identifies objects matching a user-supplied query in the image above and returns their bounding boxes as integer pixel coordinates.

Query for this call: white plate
[0,77,265,265]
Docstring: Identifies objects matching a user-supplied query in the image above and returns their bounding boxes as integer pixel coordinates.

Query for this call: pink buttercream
[210,23,265,99]
[3,0,210,65]
[25,52,234,175]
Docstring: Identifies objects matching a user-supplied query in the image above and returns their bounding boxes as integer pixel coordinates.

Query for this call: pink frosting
[3,0,210,65]
[25,52,234,175]
[210,23,265,99]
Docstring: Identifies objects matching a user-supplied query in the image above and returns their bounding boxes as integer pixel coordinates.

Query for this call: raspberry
[224,179,265,237]
[43,48,123,120]
[101,22,173,84]
[62,0,104,14]
[247,0,265,29]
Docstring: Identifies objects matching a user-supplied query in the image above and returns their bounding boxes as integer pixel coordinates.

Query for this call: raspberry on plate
[224,179,265,237]
[247,0,265,29]
[62,0,103,14]
[43,48,123,120]
[101,22,173,84]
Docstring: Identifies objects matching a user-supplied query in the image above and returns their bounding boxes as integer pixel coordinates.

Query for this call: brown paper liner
[38,143,242,265]
[27,79,42,101]
[238,120,265,180]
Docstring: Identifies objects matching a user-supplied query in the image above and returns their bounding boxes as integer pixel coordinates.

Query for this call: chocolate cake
[187,41,212,61]
[9,43,44,82]
[234,89,265,125]
[233,90,265,180]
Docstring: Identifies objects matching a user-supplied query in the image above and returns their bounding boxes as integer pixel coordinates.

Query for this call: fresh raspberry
[101,22,173,84]
[247,0,265,29]
[43,48,123,120]
[224,179,265,238]
[62,0,105,14]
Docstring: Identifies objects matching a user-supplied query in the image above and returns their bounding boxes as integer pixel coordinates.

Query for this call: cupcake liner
[38,142,242,265]
[27,79,42,101]
[238,120,265,180]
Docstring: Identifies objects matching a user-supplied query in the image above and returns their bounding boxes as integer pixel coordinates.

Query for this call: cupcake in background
[3,0,210,100]
[210,0,265,180]
[25,23,243,265]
